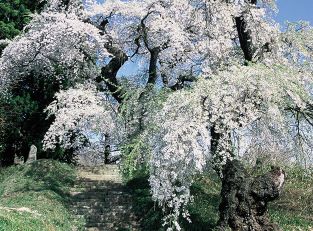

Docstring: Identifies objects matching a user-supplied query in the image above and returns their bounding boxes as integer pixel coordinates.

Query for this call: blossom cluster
[0,2,108,93]
[146,63,313,229]
[42,82,117,152]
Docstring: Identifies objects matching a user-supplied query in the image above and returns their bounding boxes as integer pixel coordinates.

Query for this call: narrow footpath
[71,165,140,231]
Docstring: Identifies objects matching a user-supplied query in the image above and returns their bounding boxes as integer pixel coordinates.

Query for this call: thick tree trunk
[216,159,285,231]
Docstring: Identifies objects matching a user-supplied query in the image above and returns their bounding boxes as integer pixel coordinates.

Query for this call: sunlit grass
[0,159,311,230]
[0,159,83,231]
[269,164,313,231]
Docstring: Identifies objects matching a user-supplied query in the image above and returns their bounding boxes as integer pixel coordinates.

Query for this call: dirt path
[71,165,140,231]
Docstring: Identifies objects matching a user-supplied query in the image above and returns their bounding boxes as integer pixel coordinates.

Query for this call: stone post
[14,154,24,165]
[26,144,37,164]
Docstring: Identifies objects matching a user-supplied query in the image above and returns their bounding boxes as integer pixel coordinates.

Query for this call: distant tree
[0,0,89,164]
[1,0,313,229]
[0,0,45,54]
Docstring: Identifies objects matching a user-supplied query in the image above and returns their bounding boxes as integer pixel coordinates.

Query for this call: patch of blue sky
[274,0,313,27]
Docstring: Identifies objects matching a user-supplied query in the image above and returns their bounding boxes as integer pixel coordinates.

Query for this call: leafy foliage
[0,74,72,164]
[0,0,46,164]
[0,0,45,54]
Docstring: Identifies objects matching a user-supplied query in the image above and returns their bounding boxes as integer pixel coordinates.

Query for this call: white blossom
[43,82,118,151]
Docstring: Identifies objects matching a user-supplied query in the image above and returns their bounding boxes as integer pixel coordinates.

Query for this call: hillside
[0,160,312,230]
[0,159,80,230]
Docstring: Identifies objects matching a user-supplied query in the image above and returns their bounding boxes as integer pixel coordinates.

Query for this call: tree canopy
[1,0,313,229]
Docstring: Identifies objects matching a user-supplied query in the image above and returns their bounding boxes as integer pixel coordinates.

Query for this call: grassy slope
[0,160,311,230]
[126,165,313,231]
[0,159,79,231]
[268,165,313,231]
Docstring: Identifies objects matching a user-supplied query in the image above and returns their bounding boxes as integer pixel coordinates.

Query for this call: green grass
[125,170,222,231]
[268,165,313,231]
[0,160,311,230]
[125,175,165,231]
[179,172,221,231]
[0,159,83,231]
[125,165,313,231]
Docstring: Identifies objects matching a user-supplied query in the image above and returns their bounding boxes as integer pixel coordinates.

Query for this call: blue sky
[274,0,313,26]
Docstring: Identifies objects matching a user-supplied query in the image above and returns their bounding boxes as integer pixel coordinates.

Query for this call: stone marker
[26,144,37,163]
[14,154,24,165]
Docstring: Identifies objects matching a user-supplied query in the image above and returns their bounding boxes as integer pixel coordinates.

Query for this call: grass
[125,164,313,231]
[0,159,311,230]
[268,165,313,231]
[125,170,222,231]
[125,174,165,230]
[0,159,83,231]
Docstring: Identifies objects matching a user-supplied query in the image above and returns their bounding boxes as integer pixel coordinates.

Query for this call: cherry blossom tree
[1,0,313,230]
[42,81,122,163]
[0,0,109,162]
[42,82,117,150]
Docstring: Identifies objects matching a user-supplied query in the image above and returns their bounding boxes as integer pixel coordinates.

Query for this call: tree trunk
[104,134,110,164]
[216,159,285,231]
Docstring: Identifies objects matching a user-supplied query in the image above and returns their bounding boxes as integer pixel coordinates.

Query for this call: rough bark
[147,47,160,85]
[216,159,285,231]
[234,1,272,64]
[84,16,128,104]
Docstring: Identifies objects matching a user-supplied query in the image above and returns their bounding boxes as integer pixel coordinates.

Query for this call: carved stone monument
[26,144,37,163]
[14,154,24,165]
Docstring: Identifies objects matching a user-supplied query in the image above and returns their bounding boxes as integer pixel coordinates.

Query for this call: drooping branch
[208,0,270,170]
[285,104,313,136]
